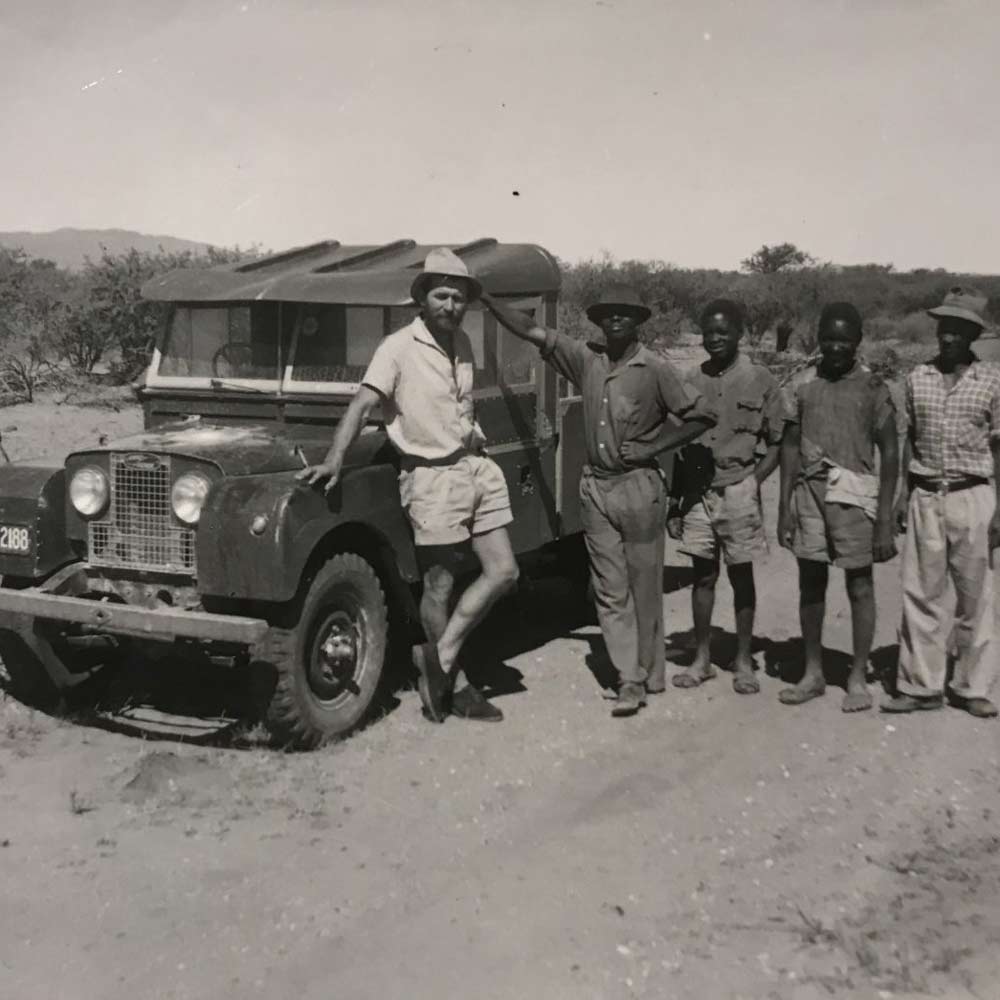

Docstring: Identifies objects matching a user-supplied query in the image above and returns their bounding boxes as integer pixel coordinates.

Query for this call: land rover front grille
[87,454,196,574]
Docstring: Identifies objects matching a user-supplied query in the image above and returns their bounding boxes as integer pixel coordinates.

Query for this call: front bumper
[0,588,268,645]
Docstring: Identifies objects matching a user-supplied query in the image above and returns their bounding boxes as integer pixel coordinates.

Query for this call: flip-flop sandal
[778,684,826,705]
[732,675,760,695]
[841,691,873,713]
[672,666,716,689]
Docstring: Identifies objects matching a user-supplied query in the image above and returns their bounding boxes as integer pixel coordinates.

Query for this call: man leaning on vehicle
[298,248,515,723]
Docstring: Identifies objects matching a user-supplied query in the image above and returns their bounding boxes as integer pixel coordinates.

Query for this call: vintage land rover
[0,239,588,747]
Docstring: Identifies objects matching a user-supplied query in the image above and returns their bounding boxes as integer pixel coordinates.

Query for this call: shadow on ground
[0,564,599,751]
[664,625,899,692]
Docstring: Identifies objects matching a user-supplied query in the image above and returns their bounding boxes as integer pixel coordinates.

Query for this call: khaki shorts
[679,474,767,565]
[398,454,512,547]
[791,479,873,569]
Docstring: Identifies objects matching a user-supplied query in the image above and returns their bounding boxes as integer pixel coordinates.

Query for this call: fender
[196,464,419,602]
[0,464,72,581]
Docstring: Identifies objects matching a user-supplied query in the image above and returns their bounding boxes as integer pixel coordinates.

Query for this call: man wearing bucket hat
[483,284,715,716]
[299,248,516,724]
[884,287,1000,718]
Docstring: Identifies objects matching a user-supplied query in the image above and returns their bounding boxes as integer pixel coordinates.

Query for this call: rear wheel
[254,553,389,749]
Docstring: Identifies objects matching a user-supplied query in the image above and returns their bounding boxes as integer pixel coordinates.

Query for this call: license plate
[0,524,32,555]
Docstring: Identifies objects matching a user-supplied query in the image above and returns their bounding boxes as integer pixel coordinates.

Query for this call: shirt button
[600,420,606,426]
[602,398,608,404]
[599,443,606,449]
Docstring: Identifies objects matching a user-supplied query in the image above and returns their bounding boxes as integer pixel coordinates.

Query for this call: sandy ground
[2,378,1000,1000]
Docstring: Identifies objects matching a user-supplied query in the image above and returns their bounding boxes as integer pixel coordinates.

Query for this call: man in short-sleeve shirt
[485,284,714,716]
[299,248,515,724]
[667,299,785,697]
[885,286,1000,718]
[777,303,898,713]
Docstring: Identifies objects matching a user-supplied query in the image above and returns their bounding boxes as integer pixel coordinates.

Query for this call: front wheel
[254,553,389,749]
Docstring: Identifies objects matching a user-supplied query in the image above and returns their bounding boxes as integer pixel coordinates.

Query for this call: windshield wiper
[208,378,270,394]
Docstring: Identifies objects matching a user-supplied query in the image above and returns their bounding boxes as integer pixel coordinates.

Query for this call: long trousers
[897,484,997,699]
[580,466,666,687]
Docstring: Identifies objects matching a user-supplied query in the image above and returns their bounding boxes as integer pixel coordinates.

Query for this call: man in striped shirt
[885,287,1000,718]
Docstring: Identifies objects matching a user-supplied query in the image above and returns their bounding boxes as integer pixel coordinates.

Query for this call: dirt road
[2,383,1000,999]
[2,479,999,1000]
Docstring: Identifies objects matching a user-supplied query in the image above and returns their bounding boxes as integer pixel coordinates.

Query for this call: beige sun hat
[927,286,989,328]
[409,247,483,303]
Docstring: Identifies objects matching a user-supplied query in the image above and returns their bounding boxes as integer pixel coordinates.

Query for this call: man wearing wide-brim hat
[484,283,715,716]
[299,247,515,724]
[884,286,1000,718]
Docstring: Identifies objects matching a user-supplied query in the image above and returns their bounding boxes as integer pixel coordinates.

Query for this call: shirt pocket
[611,395,643,430]
[956,407,989,449]
[732,397,764,435]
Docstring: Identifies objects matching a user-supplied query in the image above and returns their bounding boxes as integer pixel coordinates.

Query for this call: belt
[400,448,475,471]
[583,463,660,481]
[909,473,989,494]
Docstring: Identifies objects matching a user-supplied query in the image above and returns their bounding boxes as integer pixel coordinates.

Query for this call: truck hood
[70,419,393,477]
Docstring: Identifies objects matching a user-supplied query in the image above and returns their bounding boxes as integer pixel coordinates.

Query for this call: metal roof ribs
[235,240,342,273]
[312,239,417,273]
[451,238,499,257]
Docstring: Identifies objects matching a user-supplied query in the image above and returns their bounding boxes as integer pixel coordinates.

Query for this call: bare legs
[429,528,520,683]
[673,557,758,693]
[779,560,873,711]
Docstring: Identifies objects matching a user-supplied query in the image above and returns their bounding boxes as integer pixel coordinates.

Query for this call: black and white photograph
[2,2,999,997]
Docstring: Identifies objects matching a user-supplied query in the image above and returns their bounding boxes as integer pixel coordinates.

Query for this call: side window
[465,309,486,373]
[499,327,536,387]
[558,375,578,400]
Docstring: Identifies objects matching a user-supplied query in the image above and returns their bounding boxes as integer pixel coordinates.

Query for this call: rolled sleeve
[540,329,590,388]
[872,381,896,433]
[781,382,802,426]
[658,363,712,422]
[761,382,787,445]
[361,337,400,400]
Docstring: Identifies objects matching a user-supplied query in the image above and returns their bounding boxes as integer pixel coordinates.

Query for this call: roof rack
[235,240,341,273]
[313,239,417,273]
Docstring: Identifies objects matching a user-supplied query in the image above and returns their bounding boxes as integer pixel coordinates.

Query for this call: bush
[865,312,935,344]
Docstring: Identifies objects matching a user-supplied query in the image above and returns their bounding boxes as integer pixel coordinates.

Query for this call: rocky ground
[1,370,999,1000]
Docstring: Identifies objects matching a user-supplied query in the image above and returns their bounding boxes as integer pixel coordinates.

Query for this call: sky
[2,0,998,272]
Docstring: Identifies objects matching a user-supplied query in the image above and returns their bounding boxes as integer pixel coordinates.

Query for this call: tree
[0,250,72,401]
[72,244,259,381]
[740,243,816,274]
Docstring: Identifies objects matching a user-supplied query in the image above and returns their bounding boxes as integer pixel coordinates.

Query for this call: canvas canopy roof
[141,238,561,305]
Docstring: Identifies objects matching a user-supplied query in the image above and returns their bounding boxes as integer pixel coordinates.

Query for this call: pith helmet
[585,283,652,324]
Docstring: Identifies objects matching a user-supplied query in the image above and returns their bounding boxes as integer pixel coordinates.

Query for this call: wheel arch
[288,521,420,636]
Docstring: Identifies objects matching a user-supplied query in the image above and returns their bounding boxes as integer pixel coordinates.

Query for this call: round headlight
[171,472,211,525]
[69,466,109,518]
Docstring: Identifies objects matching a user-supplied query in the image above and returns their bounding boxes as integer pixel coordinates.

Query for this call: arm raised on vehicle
[480,292,549,348]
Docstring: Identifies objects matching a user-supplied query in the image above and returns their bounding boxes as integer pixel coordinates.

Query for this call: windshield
[157,304,291,381]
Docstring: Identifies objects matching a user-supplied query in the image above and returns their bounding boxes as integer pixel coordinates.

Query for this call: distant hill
[0,227,212,270]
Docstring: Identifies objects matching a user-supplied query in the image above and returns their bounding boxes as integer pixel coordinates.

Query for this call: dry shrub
[866,312,936,344]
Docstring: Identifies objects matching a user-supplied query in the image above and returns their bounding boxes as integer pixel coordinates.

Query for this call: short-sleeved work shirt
[905,358,1000,479]
[541,330,707,475]
[362,317,486,460]
[681,353,784,489]
[784,361,895,475]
